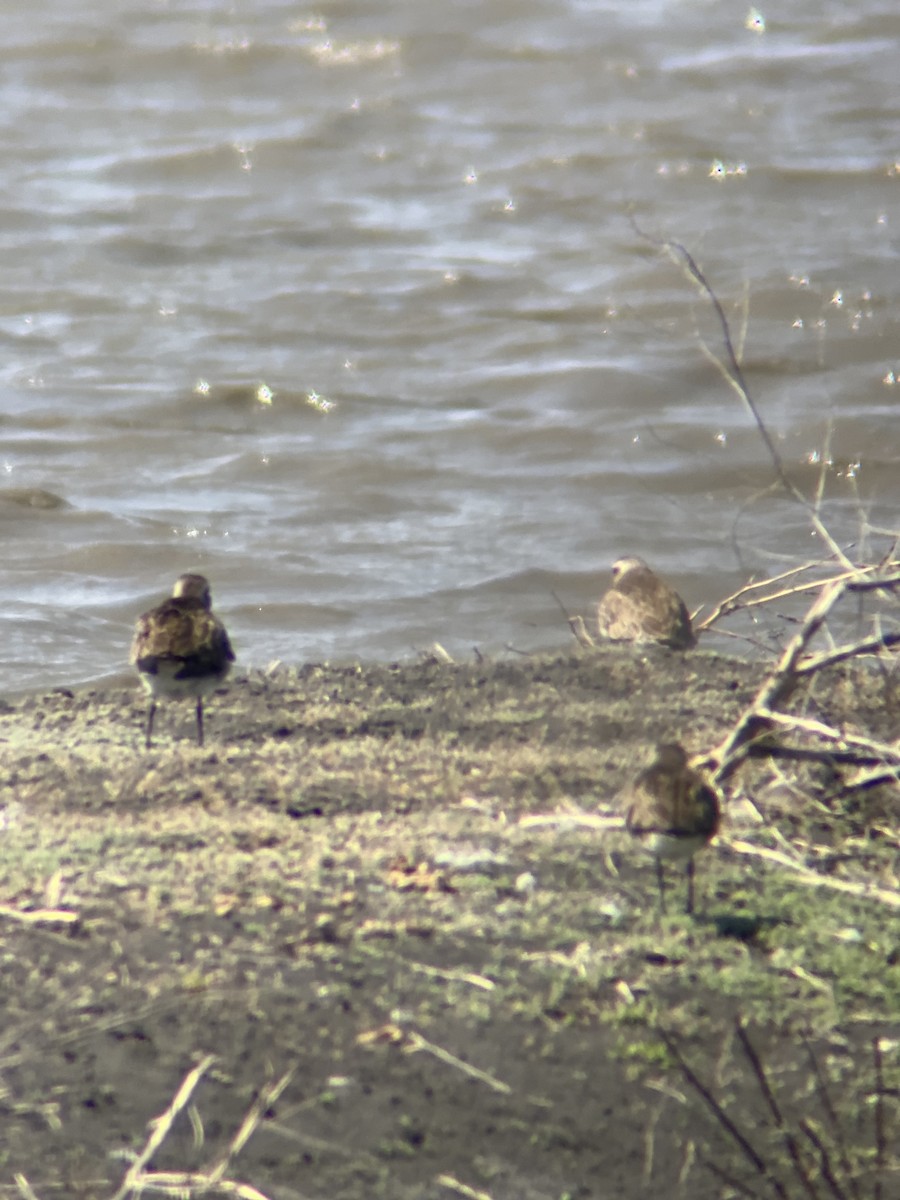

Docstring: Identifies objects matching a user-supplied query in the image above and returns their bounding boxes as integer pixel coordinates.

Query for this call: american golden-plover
[596,556,696,649]
[620,742,720,914]
[130,573,235,749]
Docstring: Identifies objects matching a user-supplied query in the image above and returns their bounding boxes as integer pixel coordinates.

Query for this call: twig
[813,422,834,514]
[629,220,854,571]
[111,1172,275,1199]
[841,760,900,795]
[550,587,596,649]
[436,1176,494,1200]
[700,1157,761,1199]
[408,961,496,991]
[794,629,900,675]
[658,1027,790,1200]
[803,1040,861,1200]
[696,562,846,632]
[708,579,849,783]
[797,1120,851,1200]
[568,613,596,649]
[844,571,900,595]
[207,1070,294,1184]
[111,1056,216,1200]
[14,1178,42,1200]
[734,1023,822,1200]
[753,710,900,763]
[550,588,573,624]
[723,838,900,909]
[704,573,900,782]
[0,906,79,926]
[873,1037,885,1200]
[110,1063,292,1200]
[706,625,781,654]
[404,1032,511,1094]
[517,812,621,832]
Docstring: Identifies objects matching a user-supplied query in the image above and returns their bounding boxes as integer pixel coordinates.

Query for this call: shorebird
[620,742,720,914]
[130,573,235,749]
[596,556,696,649]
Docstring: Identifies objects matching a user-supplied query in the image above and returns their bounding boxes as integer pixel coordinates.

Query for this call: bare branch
[873,1037,886,1200]
[753,710,900,763]
[803,1041,862,1200]
[734,1022,822,1200]
[658,1027,790,1200]
[797,1119,850,1200]
[629,219,854,569]
[707,579,848,783]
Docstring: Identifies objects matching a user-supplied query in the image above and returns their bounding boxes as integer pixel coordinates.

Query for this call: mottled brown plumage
[130,574,235,748]
[596,556,695,649]
[621,742,720,914]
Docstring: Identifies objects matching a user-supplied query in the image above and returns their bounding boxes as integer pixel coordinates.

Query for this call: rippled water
[1,0,897,692]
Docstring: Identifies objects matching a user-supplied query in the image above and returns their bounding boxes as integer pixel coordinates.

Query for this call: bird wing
[597,590,650,641]
[600,577,694,648]
[623,765,718,839]
[131,601,234,667]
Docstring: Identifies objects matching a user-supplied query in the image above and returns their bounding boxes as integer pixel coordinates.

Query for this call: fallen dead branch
[705,572,900,786]
[748,711,900,766]
[838,760,900,796]
[706,579,848,782]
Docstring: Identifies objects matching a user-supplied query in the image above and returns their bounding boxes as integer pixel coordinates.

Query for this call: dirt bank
[0,647,896,1198]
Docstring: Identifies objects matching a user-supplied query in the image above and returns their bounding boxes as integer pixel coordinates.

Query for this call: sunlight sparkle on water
[234,143,253,172]
[307,391,335,413]
[310,39,400,66]
[709,160,747,180]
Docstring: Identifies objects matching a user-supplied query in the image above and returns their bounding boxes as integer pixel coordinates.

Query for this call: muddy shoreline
[1,646,896,1198]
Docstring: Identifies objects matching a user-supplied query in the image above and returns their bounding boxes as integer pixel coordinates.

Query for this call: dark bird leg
[685,859,695,915]
[145,701,157,750]
[655,858,667,914]
[196,697,204,747]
